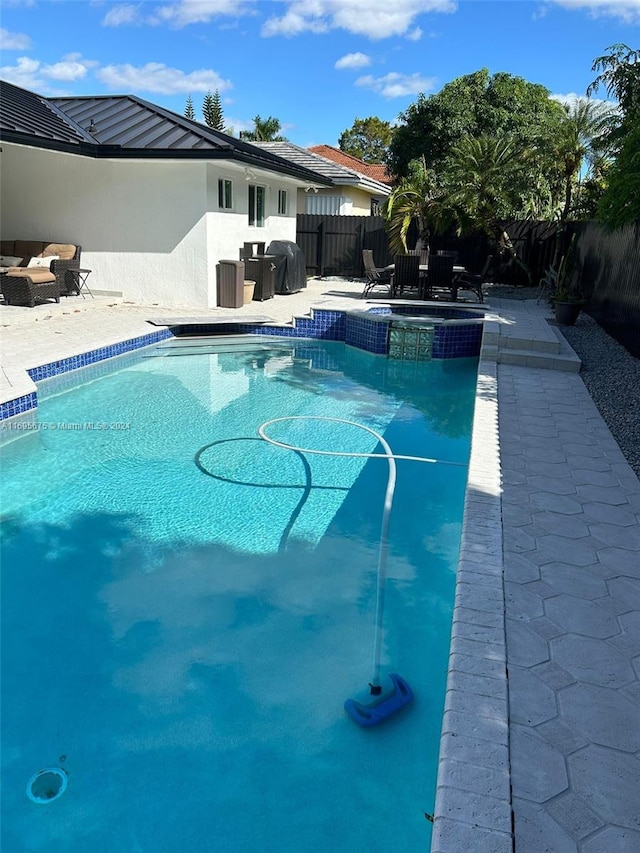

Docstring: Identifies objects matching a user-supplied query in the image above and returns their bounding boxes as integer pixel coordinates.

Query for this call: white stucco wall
[1,144,303,307]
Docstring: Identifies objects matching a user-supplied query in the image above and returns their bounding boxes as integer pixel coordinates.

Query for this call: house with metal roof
[253,142,391,216]
[0,80,331,307]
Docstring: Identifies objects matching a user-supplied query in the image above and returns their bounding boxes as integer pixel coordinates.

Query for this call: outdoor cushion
[41,243,75,260]
[4,268,56,283]
[28,255,59,269]
[0,255,23,267]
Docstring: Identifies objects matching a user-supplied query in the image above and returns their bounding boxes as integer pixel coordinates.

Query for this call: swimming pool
[1,336,477,851]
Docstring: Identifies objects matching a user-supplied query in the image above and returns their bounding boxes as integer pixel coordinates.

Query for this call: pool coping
[430,320,513,852]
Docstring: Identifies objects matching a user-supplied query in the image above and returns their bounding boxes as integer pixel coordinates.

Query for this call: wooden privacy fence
[296,214,640,353]
[569,220,640,358]
[296,215,392,278]
[296,214,554,283]
[297,214,494,279]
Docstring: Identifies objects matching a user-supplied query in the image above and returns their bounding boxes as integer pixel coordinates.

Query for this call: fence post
[356,221,365,277]
[318,220,325,278]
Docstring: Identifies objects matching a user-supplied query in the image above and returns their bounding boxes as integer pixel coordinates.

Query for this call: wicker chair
[0,241,82,305]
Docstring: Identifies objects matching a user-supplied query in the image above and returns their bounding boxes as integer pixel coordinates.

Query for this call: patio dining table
[384,262,468,300]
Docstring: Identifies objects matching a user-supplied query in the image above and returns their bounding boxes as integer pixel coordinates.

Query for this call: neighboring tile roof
[0,80,332,185]
[254,141,391,195]
[308,145,393,185]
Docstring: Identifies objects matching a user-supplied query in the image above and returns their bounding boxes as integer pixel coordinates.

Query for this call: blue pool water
[0,337,477,852]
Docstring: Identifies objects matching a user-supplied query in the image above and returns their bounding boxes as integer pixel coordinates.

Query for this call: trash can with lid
[216,260,244,308]
[245,255,276,301]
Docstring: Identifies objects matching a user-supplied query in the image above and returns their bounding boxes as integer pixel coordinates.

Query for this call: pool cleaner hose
[258,416,464,727]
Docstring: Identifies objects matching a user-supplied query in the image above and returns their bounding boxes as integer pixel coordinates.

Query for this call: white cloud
[151,0,255,27]
[102,4,144,27]
[334,52,371,69]
[44,53,98,82]
[355,70,436,97]
[406,26,423,40]
[0,54,95,93]
[547,0,640,23]
[102,0,255,28]
[96,62,232,95]
[0,27,31,50]
[262,0,457,40]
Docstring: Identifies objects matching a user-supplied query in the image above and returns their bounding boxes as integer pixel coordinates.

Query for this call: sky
[0,1,637,147]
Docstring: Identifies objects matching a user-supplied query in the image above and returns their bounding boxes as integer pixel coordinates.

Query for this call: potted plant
[552,235,585,325]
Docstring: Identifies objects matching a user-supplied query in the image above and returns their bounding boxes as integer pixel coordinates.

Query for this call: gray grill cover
[266,240,307,293]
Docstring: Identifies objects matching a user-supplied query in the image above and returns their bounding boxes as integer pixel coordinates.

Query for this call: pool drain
[26,767,67,804]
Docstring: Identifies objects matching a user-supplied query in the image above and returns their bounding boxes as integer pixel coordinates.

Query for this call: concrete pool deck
[1,279,639,852]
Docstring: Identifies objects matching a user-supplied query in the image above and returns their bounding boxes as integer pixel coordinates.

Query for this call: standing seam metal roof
[0,79,93,145]
[0,80,333,186]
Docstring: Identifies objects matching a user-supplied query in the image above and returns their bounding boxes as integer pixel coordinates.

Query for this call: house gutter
[0,132,334,187]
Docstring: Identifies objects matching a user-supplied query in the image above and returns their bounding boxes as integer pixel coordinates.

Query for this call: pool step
[497,326,581,372]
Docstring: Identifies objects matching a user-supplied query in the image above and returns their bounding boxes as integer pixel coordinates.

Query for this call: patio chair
[436,249,459,264]
[455,254,493,303]
[426,254,455,300]
[391,254,420,298]
[361,249,392,297]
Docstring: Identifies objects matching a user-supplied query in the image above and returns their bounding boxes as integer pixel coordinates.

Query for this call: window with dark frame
[277,190,288,215]
[248,184,266,227]
[218,178,233,209]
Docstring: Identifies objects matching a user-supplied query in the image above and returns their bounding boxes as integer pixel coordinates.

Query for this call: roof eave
[0,132,333,184]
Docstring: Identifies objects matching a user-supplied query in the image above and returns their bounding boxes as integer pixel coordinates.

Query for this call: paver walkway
[498,342,640,851]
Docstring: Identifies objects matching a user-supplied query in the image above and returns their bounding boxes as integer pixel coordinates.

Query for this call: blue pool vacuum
[258,416,416,728]
[344,673,414,727]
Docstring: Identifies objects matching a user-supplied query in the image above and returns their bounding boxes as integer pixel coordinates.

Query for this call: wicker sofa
[0,240,81,307]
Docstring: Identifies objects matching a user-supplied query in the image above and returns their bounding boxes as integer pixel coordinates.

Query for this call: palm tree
[554,98,614,225]
[382,157,452,255]
[240,115,286,142]
[443,135,534,283]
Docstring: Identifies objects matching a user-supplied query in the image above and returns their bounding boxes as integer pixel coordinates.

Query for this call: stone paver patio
[499,360,640,852]
[1,282,639,851]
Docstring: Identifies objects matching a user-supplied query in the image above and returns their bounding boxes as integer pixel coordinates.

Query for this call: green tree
[587,43,640,138]
[597,126,640,228]
[184,95,195,121]
[338,117,394,163]
[240,115,286,142]
[387,69,565,181]
[587,43,640,229]
[202,90,225,131]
